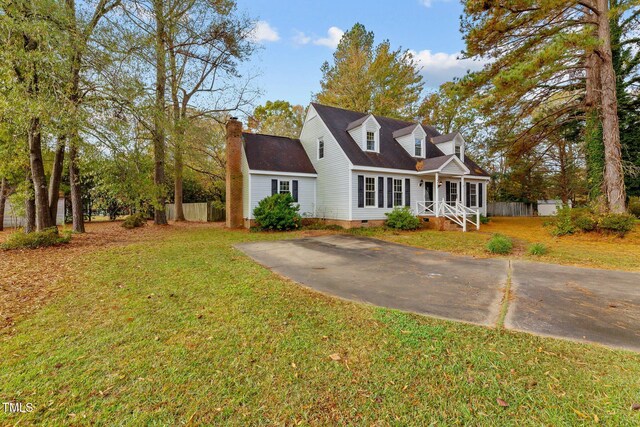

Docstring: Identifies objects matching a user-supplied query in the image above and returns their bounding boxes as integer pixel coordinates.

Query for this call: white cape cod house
[234,103,490,230]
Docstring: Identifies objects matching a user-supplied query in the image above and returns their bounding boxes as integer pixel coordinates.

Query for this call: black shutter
[387,178,393,208]
[378,177,384,208]
[466,182,471,207]
[271,179,278,195]
[445,181,451,202]
[292,180,298,202]
[404,178,410,207]
[357,175,364,208]
[478,183,483,208]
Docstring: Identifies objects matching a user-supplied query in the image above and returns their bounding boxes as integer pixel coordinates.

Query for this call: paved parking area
[236,235,640,351]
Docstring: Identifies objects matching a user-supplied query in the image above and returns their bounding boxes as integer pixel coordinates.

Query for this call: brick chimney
[225,117,243,228]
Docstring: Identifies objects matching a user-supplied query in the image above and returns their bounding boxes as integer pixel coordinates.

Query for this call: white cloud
[409,50,489,87]
[313,26,345,49]
[249,21,280,43]
[419,0,450,7]
[292,30,311,45]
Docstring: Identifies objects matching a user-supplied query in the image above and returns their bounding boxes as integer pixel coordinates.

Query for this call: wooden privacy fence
[165,202,226,222]
[487,202,535,217]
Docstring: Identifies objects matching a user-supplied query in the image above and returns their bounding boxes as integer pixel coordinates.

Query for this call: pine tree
[460,0,630,212]
[316,23,423,120]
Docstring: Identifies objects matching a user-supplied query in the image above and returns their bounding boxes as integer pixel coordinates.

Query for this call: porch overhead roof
[417,154,470,175]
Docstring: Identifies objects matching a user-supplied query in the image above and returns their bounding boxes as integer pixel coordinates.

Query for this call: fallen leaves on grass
[496,398,509,407]
[329,353,341,361]
[0,221,221,332]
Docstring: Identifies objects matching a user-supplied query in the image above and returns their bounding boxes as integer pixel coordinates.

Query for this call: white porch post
[435,173,439,217]
[461,176,465,208]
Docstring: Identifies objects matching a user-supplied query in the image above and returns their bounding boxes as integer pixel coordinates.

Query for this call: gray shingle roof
[243,133,317,174]
[311,103,443,171]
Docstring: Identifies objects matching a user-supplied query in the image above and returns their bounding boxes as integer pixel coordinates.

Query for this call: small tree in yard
[253,194,301,231]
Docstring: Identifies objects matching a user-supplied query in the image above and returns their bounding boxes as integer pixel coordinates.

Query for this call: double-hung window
[449,182,458,203]
[414,138,422,157]
[393,179,403,206]
[455,145,462,159]
[279,180,290,195]
[366,131,376,151]
[365,177,376,207]
[318,137,324,159]
[469,183,477,207]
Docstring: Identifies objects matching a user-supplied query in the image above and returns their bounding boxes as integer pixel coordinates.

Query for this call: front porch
[416,200,481,232]
[413,164,487,231]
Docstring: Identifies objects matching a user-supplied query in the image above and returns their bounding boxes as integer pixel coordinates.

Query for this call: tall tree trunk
[153,0,168,225]
[585,50,605,204]
[169,45,185,221]
[28,117,53,231]
[65,0,86,233]
[48,135,66,224]
[174,142,185,221]
[596,0,626,213]
[69,136,85,233]
[0,177,7,232]
[24,173,36,234]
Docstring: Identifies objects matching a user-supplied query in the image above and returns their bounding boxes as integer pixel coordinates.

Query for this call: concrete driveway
[236,235,640,352]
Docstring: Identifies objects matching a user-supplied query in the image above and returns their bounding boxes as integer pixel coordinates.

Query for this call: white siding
[248,174,316,219]
[299,105,352,220]
[441,160,467,175]
[350,171,421,220]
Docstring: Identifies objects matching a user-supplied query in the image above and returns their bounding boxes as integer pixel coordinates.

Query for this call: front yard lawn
[353,216,640,271]
[1,224,639,425]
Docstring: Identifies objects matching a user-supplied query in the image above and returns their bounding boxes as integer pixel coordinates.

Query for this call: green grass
[1,226,639,425]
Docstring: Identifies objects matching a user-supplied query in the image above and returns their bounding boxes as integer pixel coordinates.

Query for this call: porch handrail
[416,201,436,216]
[415,200,481,232]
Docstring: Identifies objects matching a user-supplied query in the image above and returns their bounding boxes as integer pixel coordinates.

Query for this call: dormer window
[414,138,423,157]
[366,131,376,151]
[455,145,462,159]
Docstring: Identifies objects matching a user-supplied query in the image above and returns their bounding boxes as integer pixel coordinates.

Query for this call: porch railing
[415,200,481,232]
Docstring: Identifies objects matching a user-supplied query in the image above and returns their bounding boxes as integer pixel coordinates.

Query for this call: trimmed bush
[479,215,490,224]
[486,233,513,254]
[253,193,301,231]
[122,213,147,229]
[385,207,421,230]
[597,213,636,237]
[629,197,640,219]
[571,208,598,232]
[1,227,71,250]
[527,242,547,256]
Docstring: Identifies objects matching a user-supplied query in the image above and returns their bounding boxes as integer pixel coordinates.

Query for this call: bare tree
[165,0,256,220]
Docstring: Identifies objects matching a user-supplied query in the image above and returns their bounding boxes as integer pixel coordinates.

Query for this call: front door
[424,182,433,202]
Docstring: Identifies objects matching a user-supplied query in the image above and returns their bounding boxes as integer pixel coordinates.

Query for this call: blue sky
[237,0,485,107]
